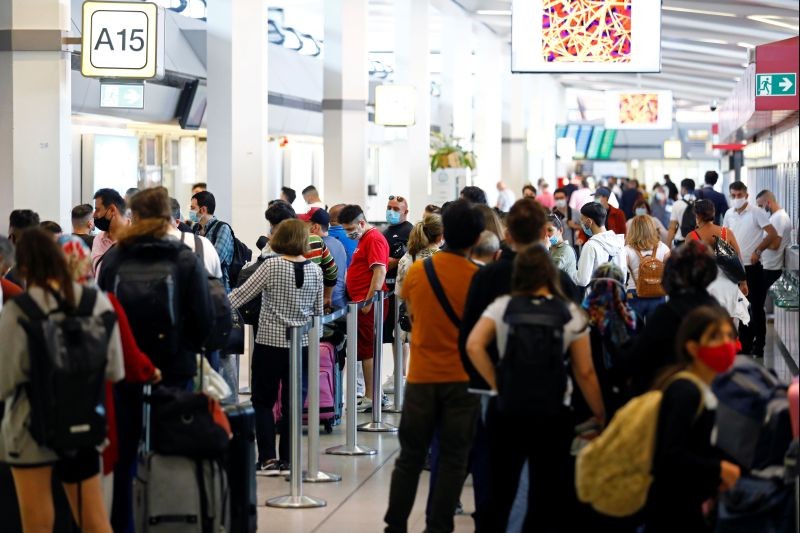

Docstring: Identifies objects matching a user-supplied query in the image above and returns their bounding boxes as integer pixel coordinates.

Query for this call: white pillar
[527,76,566,188]
[206,0,269,252]
[473,29,503,205]
[323,0,368,209]
[502,67,527,197]
[0,0,71,228]
[440,8,472,143]
[394,0,430,222]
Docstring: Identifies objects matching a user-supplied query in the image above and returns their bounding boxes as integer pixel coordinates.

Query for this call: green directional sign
[756,73,796,96]
[100,82,145,109]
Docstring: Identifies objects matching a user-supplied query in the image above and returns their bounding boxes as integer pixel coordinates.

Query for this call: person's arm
[575,243,596,287]
[570,334,606,426]
[185,256,215,352]
[388,257,401,271]
[0,303,27,400]
[466,317,499,390]
[362,265,387,314]
[458,271,494,389]
[317,242,338,307]
[752,223,778,265]
[666,220,679,247]
[229,260,270,310]
[213,223,235,266]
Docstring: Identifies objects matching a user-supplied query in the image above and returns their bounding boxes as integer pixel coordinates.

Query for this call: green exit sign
[756,73,796,96]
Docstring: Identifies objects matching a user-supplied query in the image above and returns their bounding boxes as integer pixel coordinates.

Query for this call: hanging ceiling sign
[511,0,661,73]
[81,1,165,79]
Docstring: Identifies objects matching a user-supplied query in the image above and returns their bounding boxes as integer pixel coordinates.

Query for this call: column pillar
[0,0,71,228]
[323,0,368,209]
[527,76,566,188]
[207,0,269,252]
[473,29,503,205]
[394,0,430,221]
[440,7,472,142]
[502,67,527,196]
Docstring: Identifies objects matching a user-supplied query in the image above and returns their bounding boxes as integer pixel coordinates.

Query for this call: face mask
[696,341,737,373]
[555,199,567,208]
[188,209,200,224]
[549,236,560,246]
[683,193,694,201]
[347,224,363,240]
[731,198,746,210]
[581,221,593,237]
[655,192,665,201]
[386,210,401,225]
[635,207,648,217]
[94,212,111,232]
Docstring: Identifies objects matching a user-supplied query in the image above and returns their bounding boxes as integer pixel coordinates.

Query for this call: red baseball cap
[298,207,330,226]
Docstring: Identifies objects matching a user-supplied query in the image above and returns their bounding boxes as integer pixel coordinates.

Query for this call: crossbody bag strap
[422,257,460,328]
[192,234,204,260]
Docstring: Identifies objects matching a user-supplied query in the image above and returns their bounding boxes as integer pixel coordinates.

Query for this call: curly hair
[662,240,717,295]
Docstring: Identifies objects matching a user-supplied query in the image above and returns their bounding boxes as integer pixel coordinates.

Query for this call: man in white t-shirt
[723,182,778,357]
[665,178,697,248]
[756,189,793,289]
[495,181,516,212]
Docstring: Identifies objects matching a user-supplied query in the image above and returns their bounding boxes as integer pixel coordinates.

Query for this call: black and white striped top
[229,256,323,348]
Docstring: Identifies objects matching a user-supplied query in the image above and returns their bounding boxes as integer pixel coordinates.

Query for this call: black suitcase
[224,403,258,533]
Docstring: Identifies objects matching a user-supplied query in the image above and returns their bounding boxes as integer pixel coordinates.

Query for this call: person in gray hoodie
[575,202,626,288]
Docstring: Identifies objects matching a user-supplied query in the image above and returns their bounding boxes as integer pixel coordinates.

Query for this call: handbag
[713,229,746,283]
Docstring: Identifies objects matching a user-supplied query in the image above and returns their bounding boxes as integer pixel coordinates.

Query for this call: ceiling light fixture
[736,42,756,49]
[662,6,736,17]
[698,38,729,45]
[747,15,800,31]
[475,10,512,16]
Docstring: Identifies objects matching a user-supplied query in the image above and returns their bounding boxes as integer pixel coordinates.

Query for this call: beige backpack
[575,371,705,517]
[633,246,666,298]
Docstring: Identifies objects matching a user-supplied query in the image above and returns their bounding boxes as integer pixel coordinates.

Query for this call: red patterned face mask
[697,341,738,373]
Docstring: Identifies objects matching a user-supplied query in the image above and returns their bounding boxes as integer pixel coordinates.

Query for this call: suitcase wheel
[323,420,333,434]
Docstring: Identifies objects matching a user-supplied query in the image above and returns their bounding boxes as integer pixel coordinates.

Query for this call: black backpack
[680,199,697,238]
[497,295,572,417]
[208,220,252,287]
[15,289,115,452]
[113,253,183,365]
[233,255,273,326]
[185,234,232,351]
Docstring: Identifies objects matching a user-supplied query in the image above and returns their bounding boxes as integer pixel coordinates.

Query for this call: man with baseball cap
[300,208,348,310]
[594,187,627,236]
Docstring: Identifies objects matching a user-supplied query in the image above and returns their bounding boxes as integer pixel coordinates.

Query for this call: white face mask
[655,191,665,201]
[731,197,747,209]
[555,199,567,208]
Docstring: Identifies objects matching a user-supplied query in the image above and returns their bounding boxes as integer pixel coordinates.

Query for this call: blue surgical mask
[581,222,593,237]
[386,210,401,225]
[549,236,559,246]
[188,210,200,224]
[635,207,648,217]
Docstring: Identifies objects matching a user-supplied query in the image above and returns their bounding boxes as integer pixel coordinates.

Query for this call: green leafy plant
[430,132,476,171]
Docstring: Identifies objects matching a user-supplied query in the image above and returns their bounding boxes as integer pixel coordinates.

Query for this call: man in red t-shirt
[594,187,627,235]
[339,205,389,412]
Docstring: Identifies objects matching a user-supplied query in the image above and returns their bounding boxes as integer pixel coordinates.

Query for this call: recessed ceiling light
[747,15,799,31]
[476,10,511,16]
[698,38,729,45]
[737,42,756,49]
[663,6,736,17]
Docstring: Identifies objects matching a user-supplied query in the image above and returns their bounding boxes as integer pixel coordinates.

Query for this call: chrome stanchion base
[325,443,377,456]
[382,403,403,414]
[357,421,398,433]
[265,495,326,509]
[302,470,342,483]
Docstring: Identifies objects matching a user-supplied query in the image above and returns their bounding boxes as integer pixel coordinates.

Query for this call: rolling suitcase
[134,384,230,533]
[303,341,338,433]
[224,403,257,533]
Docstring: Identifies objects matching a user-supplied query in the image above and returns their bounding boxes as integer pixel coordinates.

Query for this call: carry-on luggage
[134,384,230,533]
[224,403,258,533]
[302,341,337,433]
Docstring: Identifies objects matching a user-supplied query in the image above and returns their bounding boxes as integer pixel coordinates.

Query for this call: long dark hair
[652,305,732,389]
[511,244,566,300]
[15,227,77,309]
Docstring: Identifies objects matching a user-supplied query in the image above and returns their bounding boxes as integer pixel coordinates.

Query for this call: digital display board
[511,0,661,73]
[585,126,606,159]
[604,90,673,129]
[574,125,594,158]
[597,129,617,159]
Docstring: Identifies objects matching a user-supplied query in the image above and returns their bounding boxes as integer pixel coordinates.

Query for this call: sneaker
[382,394,390,407]
[279,461,291,476]
[257,459,282,476]
[383,375,395,394]
[356,397,373,413]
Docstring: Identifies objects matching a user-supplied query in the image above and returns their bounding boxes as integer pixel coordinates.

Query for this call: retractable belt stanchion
[266,326,325,509]
[358,291,398,433]
[326,298,378,456]
[303,314,342,483]
[383,294,404,413]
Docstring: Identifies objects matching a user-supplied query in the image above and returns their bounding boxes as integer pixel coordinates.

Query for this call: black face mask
[94,211,111,232]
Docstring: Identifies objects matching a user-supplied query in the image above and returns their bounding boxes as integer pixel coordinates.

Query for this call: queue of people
[0,174,795,533]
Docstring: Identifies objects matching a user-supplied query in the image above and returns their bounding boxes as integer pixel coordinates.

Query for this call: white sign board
[375,85,416,127]
[81,1,164,79]
[100,82,145,109]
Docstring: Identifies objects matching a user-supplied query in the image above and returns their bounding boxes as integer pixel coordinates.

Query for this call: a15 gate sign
[81,1,165,79]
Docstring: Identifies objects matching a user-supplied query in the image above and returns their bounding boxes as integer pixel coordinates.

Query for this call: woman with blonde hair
[476,204,505,245]
[625,214,671,321]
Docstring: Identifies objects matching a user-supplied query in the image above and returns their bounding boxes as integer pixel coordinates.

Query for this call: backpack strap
[75,288,98,317]
[13,293,46,322]
[192,234,204,260]
[664,371,707,421]
[423,257,460,328]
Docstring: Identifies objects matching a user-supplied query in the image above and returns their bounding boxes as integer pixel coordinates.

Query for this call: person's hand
[151,368,163,384]
[719,460,741,492]
[738,281,749,297]
[361,302,373,314]
[750,252,761,265]
[323,295,332,308]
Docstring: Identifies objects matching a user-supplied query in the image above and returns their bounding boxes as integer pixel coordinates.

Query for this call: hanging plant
[430,132,476,171]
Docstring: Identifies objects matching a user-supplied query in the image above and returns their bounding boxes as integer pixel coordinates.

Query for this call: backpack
[575,371,706,517]
[186,234,232,351]
[208,220,252,287]
[633,246,666,298]
[113,252,183,365]
[15,289,116,452]
[234,255,268,326]
[712,356,793,471]
[680,200,697,238]
[497,296,572,418]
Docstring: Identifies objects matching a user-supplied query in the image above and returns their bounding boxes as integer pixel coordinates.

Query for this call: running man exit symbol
[756,73,796,96]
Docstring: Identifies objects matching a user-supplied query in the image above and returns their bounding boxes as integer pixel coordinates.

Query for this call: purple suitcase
[274,343,338,434]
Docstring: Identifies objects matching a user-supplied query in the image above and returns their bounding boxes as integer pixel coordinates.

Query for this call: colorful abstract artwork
[618,93,659,124]
[542,0,632,63]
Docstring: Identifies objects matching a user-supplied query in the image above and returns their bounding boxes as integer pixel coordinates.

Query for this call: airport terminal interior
[1,0,799,532]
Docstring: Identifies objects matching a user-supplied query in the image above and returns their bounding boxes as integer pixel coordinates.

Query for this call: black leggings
[250,343,307,464]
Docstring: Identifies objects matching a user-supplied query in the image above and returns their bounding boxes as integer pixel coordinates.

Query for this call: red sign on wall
[755,36,800,112]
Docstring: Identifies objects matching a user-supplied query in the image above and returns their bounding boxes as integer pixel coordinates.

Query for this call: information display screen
[574,125,594,158]
[512,0,661,73]
[597,129,617,159]
[604,90,673,129]
[585,126,606,159]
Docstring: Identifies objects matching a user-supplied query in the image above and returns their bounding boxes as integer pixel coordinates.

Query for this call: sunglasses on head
[388,195,406,203]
